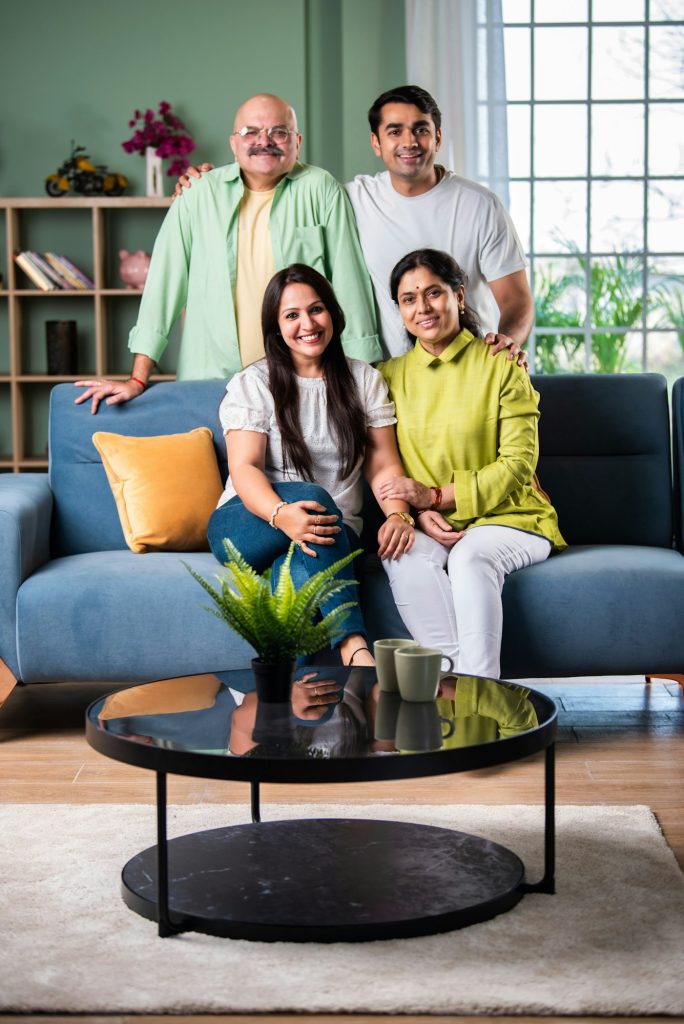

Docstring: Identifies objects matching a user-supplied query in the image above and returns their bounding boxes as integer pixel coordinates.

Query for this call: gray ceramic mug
[374,690,402,741]
[373,638,417,692]
[394,646,455,702]
[395,700,455,752]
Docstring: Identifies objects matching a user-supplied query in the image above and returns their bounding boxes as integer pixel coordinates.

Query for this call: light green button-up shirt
[128,162,382,380]
[379,329,566,550]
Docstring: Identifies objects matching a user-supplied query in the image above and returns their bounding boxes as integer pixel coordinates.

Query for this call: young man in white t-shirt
[345,85,534,358]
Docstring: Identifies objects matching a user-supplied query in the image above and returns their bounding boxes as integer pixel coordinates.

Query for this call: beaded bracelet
[129,376,147,391]
[269,500,289,529]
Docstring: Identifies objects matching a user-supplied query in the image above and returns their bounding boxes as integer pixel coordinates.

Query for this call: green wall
[0,0,406,195]
[0,0,405,459]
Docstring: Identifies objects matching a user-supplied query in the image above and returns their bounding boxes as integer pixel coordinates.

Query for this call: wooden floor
[1,675,682,1023]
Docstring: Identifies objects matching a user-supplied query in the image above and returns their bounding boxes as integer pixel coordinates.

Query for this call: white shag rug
[1,802,683,1015]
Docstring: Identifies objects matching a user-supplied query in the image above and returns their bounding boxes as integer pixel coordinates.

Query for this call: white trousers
[382,525,551,679]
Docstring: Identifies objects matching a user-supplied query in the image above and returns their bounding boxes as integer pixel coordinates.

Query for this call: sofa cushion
[49,381,228,556]
[500,544,684,677]
[92,427,223,553]
[16,550,254,682]
[532,374,672,547]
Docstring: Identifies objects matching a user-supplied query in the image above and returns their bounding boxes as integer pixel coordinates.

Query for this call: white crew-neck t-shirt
[217,358,396,536]
[345,170,527,358]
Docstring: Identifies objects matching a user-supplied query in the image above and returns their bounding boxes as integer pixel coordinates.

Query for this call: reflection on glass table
[98,671,539,761]
[372,676,538,753]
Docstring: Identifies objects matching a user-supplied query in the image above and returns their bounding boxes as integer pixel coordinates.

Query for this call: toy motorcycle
[45,142,128,197]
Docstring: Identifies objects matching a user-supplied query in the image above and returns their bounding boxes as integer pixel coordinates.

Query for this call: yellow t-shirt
[379,329,566,550]
[235,186,276,367]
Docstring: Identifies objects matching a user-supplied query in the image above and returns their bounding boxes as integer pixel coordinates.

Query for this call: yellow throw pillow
[92,428,223,553]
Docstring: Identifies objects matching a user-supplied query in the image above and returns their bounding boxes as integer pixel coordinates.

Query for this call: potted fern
[185,538,361,702]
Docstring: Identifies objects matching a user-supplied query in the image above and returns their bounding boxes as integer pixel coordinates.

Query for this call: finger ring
[313,687,318,696]
[313,525,318,535]
[315,515,321,525]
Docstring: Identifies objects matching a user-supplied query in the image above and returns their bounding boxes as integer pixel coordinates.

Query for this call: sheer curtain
[405,0,510,208]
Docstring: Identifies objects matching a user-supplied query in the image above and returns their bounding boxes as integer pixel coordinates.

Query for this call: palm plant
[533,264,583,373]
[583,252,643,373]
[533,246,644,374]
[653,281,684,356]
[184,538,361,664]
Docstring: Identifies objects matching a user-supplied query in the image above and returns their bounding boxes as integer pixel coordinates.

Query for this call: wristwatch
[386,511,415,528]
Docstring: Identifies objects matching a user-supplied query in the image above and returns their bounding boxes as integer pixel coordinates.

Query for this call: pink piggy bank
[119,249,151,290]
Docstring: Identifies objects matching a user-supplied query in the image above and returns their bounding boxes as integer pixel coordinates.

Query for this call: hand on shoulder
[172,162,215,199]
[483,332,528,371]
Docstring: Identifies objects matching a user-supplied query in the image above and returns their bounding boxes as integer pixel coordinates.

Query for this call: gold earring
[459,302,465,314]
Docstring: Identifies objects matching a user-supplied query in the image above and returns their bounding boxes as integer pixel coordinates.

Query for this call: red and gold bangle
[129,376,147,391]
[429,486,442,511]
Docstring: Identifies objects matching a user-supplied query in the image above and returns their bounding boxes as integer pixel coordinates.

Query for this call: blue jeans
[207,481,367,647]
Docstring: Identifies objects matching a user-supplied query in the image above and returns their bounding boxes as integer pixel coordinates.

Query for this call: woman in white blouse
[207,264,415,668]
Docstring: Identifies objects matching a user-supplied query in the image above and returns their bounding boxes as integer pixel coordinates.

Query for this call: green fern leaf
[184,542,363,661]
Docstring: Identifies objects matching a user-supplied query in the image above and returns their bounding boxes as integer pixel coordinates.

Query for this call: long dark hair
[261,264,367,481]
[389,248,482,343]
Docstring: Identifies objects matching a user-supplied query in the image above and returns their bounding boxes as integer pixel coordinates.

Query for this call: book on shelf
[14,251,57,291]
[56,254,95,289]
[25,251,71,289]
[45,252,94,290]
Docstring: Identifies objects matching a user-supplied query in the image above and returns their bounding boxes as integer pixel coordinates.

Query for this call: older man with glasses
[75,93,380,413]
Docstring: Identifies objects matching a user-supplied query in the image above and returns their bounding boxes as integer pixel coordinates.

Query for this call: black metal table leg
[251,780,261,823]
[155,771,188,936]
[520,742,556,894]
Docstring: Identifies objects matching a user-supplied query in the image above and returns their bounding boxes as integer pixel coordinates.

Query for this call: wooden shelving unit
[0,197,174,471]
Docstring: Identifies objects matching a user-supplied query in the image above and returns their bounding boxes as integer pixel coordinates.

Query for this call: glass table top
[86,667,557,782]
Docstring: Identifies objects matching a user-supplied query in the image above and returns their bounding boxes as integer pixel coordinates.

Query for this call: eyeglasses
[235,125,294,144]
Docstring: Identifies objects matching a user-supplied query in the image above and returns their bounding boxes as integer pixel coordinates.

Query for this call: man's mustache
[248,145,284,157]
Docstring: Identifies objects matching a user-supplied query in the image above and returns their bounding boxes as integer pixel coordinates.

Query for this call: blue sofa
[1,374,683,697]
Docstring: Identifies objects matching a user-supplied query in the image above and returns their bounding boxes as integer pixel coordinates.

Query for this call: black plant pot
[251,658,295,704]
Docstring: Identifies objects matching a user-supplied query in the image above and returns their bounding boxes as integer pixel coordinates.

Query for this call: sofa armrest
[673,377,684,552]
[0,474,53,678]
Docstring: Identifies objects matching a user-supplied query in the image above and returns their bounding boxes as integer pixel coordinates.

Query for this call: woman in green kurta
[378,248,565,680]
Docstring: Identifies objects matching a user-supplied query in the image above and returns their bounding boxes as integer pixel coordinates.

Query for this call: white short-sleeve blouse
[217,358,396,536]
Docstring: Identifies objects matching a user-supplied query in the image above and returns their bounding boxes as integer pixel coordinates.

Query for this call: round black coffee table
[86,667,557,942]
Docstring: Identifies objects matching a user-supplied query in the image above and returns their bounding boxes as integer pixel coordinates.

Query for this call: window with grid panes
[498,0,683,379]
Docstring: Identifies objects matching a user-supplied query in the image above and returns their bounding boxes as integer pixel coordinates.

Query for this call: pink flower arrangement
[122,101,196,178]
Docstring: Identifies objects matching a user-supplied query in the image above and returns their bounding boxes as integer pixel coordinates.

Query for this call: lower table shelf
[121,817,526,942]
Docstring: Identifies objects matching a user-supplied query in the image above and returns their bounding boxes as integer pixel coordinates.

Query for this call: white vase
[145,146,164,197]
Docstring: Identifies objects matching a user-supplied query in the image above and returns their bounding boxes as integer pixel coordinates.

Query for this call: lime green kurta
[379,329,566,550]
[436,676,539,749]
